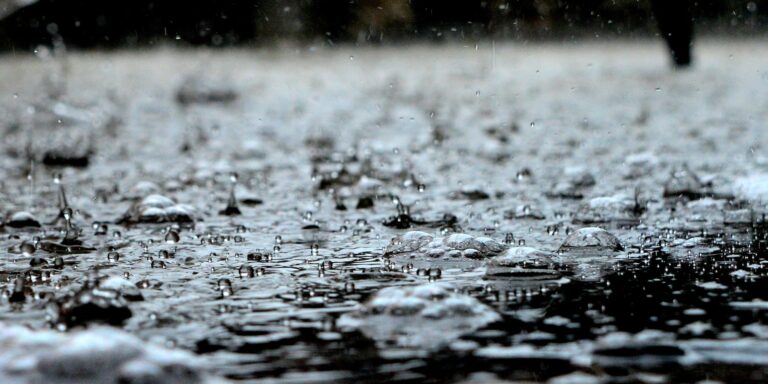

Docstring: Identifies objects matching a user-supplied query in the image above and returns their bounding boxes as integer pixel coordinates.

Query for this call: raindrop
[165,230,180,244]
[220,172,242,215]
[218,278,234,297]
[238,264,255,278]
[95,223,108,235]
[159,250,173,259]
[107,251,120,262]
[21,242,36,257]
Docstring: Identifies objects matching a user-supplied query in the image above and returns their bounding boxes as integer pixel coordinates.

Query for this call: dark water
[2,44,768,383]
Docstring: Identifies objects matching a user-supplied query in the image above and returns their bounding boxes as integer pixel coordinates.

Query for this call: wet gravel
[1,40,768,383]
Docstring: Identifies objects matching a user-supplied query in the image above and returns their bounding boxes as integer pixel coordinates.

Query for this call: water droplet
[21,242,36,257]
[107,251,120,262]
[218,278,234,297]
[238,264,255,278]
[165,230,180,244]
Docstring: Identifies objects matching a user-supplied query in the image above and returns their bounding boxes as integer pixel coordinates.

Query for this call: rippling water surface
[1,41,768,383]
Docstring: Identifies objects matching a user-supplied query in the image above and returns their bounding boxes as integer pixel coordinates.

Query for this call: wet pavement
[1,40,768,383]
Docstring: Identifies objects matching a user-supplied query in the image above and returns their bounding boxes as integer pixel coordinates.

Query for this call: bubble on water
[546,225,559,236]
[515,168,532,182]
[385,231,506,271]
[238,264,255,278]
[487,246,556,267]
[107,251,120,262]
[99,276,143,301]
[30,256,48,267]
[117,194,196,224]
[7,211,41,228]
[337,283,500,349]
[575,193,644,224]
[94,222,109,235]
[127,181,161,199]
[559,227,623,253]
[385,231,433,254]
[218,278,234,297]
[21,242,36,257]
[158,249,174,259]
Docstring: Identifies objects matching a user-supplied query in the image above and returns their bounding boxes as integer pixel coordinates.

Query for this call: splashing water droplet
[165,230,180,244]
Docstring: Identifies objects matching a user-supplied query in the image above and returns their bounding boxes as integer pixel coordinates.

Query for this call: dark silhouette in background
[650,0,694,66]
[0,0,761,66]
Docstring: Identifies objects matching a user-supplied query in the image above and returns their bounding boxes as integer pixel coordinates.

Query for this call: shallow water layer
[1,40,768,383]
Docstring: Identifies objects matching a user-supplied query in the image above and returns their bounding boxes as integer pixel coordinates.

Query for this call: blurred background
[0,0,765,51]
